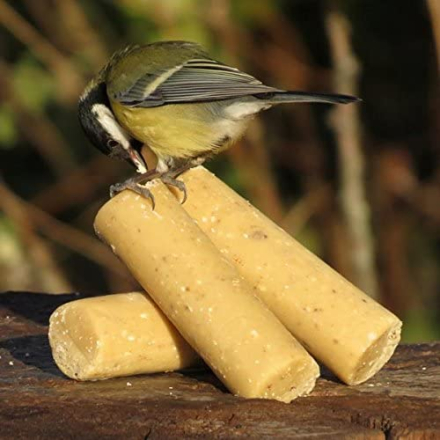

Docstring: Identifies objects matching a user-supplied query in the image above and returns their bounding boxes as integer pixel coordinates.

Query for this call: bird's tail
[257,90,360,105]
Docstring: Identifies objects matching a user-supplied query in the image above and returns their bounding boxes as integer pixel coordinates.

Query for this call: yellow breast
[110,100,249,160]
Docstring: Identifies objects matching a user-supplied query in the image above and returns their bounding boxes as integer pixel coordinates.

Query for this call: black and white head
[78,82,147,174]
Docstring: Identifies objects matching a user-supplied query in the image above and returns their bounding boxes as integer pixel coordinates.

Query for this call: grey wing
[112,59,281,108]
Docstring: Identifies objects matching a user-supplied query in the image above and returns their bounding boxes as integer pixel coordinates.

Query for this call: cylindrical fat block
[179,166,402,385]
[94,182,319,402]
[49,292,199,380]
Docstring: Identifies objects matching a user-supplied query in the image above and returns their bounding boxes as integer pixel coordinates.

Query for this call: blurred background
[0,0,439,342]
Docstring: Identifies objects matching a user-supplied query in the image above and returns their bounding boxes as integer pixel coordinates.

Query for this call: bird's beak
[129,148,148,174]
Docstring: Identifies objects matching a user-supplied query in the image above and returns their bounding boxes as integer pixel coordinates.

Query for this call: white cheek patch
[91,103,131,151]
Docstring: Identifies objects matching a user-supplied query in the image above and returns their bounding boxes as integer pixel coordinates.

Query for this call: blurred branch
[23,0,108,67]
[255,9,354,274]
[426,0,440,171]
[411,184,440,232]
[280,185,331,236]
[54,0,109,67]
[426,0,440,74]
[0,181,130,279]
[380,152,440,234]
[0,60,76,175]
[32,155,123,215]
[326,7,379,298]
[0,179,71,293]
[206,0,285,221]
[23,0,66,50]
[17,110,76,175]
[206,0,244,59]
[255,13,330,91]
[0,0,83,103]
[227,122,284,222]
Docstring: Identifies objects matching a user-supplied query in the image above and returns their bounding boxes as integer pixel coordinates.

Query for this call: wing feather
[115,59,279,107]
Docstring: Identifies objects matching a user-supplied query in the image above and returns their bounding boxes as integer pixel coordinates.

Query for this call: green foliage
[295,225,323,258]
[231,0,278,24]
[116,0,210,45]
[207,157,246,196]
[12,56,55,113]
[0,104,17,149]
[402,309,440,343]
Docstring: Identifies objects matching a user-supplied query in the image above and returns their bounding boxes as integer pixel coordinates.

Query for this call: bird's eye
[107,139,119,149]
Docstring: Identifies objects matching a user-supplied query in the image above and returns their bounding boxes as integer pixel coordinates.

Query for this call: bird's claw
[110,180,156,209]
[160,174,188,204]
[109,182,125,198]
[110,168,187,208]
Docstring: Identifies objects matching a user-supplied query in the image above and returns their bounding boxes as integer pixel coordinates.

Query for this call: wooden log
[1,291,439,439]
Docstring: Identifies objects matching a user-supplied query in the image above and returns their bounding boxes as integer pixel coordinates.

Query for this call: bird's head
[78,81,147,173]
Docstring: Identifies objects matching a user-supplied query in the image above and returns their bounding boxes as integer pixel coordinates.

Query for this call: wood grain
[0,292,439,439]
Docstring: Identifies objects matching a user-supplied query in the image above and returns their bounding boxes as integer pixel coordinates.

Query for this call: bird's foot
[110,161,196,207]
[160,173,187,204]
[158,160,201,204]
[110,169,161,209]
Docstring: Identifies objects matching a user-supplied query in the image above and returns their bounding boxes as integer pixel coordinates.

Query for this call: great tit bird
[79,41,359,205]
